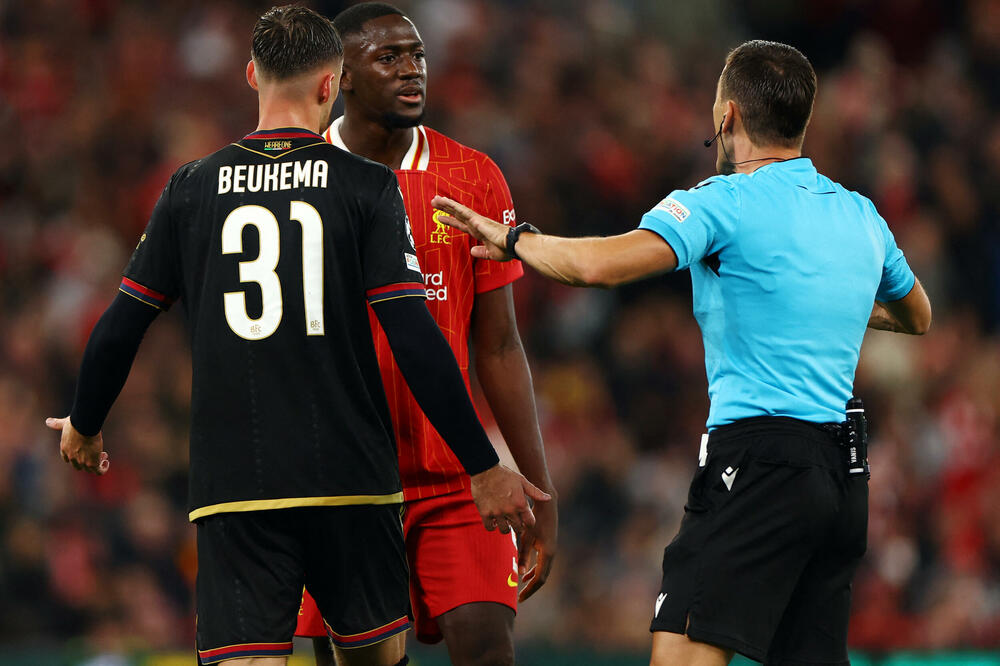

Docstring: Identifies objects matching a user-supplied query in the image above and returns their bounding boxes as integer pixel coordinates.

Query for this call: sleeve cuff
[474,261,524,294]
[638,215,688,270]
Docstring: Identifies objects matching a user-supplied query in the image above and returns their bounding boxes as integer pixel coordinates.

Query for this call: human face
[342,14,426,129]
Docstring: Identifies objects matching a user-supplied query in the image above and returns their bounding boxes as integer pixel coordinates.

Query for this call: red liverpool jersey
[325,120,523,500]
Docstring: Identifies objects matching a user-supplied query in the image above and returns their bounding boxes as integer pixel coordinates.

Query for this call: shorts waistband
[709,416,841,447]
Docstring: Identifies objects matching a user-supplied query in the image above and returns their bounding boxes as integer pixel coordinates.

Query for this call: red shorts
[296,487,518,643]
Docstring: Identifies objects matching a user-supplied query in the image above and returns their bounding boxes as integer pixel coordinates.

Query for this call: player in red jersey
[295,4,557,665]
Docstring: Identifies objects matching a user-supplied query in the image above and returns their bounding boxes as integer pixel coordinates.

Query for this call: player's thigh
[195,511,304,664]
[333,632,406,666]
[650,631,733,666]
[437,602,514,666]
[300,504,411,652]
[407,490,518,644]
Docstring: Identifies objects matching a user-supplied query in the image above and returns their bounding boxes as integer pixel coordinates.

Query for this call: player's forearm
[475,339,554,493]
[514,230,678,288]
[514,234,612,288]
[867,302,907,332]
[372,297,500,475]
[70,291,160,436]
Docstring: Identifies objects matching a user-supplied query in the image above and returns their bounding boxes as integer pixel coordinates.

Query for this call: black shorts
[195,504,410,664]
[650,417,868,665]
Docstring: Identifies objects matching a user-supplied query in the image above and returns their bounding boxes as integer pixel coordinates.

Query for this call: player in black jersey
[46,6,549,665]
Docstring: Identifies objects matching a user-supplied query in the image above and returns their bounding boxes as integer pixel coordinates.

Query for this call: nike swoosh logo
[507,574,518,587]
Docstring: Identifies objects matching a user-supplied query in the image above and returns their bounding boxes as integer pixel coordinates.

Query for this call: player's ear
[722,99,736,135]
[339,63,353,93]
[247,60,259,91]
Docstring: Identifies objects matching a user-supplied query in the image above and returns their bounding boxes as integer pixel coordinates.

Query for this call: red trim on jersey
[119,277,174,309]
[244,130,322,140]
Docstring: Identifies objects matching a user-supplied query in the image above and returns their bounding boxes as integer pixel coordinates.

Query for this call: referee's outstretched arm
[431,196,679,289]
[868,278,932,334]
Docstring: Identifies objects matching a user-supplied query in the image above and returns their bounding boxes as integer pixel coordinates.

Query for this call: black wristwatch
[506,222,540,260]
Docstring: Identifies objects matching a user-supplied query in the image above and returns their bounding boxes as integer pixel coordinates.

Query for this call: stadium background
[1,0,999,663]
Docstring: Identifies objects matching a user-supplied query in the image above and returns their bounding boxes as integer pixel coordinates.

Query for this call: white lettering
[313,160,328,189]
[218,166,232,194]
[264,164,279,192]
[502,209,516,225]
[424,271,447,301]
[280,162,293,190]
[246,164,262,192]
[294,160,311,188]
[233,164,247,193]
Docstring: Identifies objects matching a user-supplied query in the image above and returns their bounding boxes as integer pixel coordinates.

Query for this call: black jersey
[121,128,426,520]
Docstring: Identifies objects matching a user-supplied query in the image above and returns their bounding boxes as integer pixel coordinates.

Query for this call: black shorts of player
[195,504,410,664]
[651,416,868,665]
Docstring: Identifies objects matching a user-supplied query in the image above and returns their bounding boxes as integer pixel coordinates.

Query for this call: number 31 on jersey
[221,201,324,341]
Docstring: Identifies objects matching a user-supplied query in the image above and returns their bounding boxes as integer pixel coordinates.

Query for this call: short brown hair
[251,5,343,79]
[720,40,817,147]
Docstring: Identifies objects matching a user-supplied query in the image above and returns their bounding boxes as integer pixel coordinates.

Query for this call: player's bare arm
[472,285,557,601]
[431,196,678,288]
[867,278,931,334]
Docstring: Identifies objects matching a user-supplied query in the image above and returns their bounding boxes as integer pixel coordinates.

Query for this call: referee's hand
[431,196,511,262]
[470,463,551,535]
[46,416,110,475]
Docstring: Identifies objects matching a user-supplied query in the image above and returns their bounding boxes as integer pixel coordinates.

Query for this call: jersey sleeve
[637,177,740,271]
[364,171,427,305]
[473,156,524,294]
[873,206,916,302]
[121,172,182,310]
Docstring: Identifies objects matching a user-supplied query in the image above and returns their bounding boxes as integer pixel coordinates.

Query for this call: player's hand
[516,488,557,602]
[470,463,551,535]
[431,195,511,262]
[46,416,110,475]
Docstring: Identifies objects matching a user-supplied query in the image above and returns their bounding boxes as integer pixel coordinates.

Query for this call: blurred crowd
[1,0,999,655]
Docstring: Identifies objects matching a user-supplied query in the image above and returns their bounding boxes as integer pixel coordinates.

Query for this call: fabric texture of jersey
[296,487,518,643]
[123,128,425,520]
[638,158,915,428]
[326,119,523,500]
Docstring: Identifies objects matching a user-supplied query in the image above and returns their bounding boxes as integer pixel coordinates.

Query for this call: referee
[434,40,931,666]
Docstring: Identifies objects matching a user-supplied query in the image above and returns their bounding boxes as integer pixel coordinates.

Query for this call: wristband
[506,222,540,260]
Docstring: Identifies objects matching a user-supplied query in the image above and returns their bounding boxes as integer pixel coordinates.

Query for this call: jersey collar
[325,117,429,171]
[244,127,325,141]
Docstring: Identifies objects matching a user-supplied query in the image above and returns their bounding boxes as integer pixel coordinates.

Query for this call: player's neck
[338,113,414,170]
[728,134,802,174]
[255,97,325,136]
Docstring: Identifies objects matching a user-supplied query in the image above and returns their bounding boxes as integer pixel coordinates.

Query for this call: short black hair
[332,2,406,40]
[720,40,817,147]
[251,5,343,79]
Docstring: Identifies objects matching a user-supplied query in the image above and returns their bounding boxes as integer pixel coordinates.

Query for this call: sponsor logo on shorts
[654,197,690,223]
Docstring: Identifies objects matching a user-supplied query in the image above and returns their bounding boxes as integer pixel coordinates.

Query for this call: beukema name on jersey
[218,160,329,194]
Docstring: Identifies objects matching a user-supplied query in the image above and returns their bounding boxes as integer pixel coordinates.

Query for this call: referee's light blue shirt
[639,157,915,428]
